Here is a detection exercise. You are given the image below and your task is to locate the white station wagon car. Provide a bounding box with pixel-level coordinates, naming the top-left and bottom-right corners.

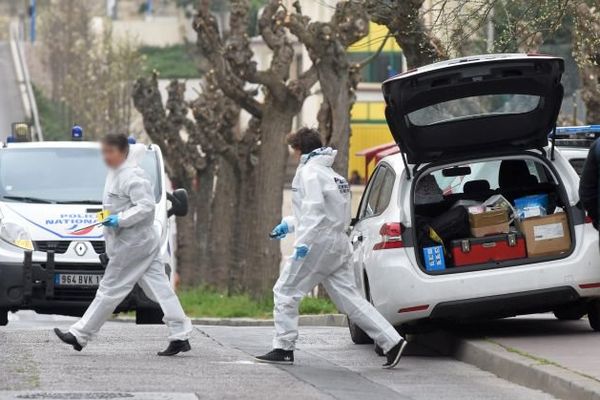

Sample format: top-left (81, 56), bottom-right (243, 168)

top-left (349, 54), bottom-right (600, 346)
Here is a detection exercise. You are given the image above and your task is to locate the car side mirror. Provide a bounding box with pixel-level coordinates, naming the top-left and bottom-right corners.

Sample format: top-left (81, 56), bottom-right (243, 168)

top-left (167, 189), bottom-right (189, 218)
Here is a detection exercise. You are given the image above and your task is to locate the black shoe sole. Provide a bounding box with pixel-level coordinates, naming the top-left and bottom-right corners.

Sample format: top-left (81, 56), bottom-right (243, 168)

top-left (383, 339), bottom-right (408, 369)
top-left (54, 328), bottom-right (83, 352)
top-left (157, 342), bottom-right (191, 356)
top-left (254, 357), bottom-right (294, 365)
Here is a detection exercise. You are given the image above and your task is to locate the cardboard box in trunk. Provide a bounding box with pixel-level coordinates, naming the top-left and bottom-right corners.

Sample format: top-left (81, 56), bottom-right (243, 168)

top-left (517, 213), bottom-right (571, 257)
top-left (471, 221), bottom-right (510, 238)
top-left (469, 208), bottom-right (509, 237)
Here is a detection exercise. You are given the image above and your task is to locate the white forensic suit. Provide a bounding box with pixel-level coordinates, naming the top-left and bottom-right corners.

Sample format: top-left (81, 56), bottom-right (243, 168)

top-left (70, 144), bottom-right (192, 346)
top-left (274, 147), bottom-right (402, 352)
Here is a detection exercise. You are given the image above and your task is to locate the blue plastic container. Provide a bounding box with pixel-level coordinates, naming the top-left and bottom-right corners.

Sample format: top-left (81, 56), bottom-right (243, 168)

top-left (514, 194), bottom-right (549, 219)
top-left (423, 245), bottom-right (446, 271)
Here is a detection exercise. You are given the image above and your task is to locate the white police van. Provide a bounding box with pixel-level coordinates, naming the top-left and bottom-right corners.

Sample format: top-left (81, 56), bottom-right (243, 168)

top-left (0, 128), bottom-right (188, 326)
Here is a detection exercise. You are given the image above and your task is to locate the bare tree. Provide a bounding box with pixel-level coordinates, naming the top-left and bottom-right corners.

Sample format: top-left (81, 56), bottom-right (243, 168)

top-left (572, 2), bottom-right (600, 123)
top-left (364, 0), bottom-right (574, 68)
top-left (39, 0), bottom-right (142, 138)
top-left (285, 1), bottom-right (369, 174)
top-left (365, 0), bottom-right (600, 123)
top-left (133, 0), bottom-right (370, 296)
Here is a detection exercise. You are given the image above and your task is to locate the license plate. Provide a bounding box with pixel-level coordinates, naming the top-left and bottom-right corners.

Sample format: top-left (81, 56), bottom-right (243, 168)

top-left (54, 273), bottom-right (103, 287)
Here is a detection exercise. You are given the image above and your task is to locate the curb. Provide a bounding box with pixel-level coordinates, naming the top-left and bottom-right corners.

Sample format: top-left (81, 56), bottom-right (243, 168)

top-left (113, 313), bottom-right (348, 327)
top-left (414, 331), bottom-right (600, 400)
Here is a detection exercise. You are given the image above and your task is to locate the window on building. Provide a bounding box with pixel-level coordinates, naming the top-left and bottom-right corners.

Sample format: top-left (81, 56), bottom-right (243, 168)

top-left (348, 52), bottom-right (404, 83)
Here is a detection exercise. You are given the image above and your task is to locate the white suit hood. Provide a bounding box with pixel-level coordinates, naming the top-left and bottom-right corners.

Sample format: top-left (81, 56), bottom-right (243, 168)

top-left (300, 147), bottom-right (337, 167)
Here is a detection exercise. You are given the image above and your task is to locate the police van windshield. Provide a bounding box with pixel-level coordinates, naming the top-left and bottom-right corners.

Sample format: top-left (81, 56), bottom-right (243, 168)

top-left (0, 148), bottom-right (161, 204)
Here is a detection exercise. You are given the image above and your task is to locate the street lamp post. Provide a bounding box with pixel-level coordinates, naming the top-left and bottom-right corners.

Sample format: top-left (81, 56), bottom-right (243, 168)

top-left (29, 0), bottom-right (36, 43)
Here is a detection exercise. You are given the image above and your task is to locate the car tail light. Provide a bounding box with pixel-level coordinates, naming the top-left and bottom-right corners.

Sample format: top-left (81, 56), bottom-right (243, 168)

top-left (398, 304), bottom-right (429, 313)
top-left (580, 282), bottom-right (600, 289)
top-left (373, 222), bottom-right (405, 250)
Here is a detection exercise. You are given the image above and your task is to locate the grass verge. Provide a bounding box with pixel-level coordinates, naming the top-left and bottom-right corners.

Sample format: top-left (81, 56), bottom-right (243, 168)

top-left (140, 45), bottom-right (200, 79)
top-left (178, 286), bottom-right (338, 318)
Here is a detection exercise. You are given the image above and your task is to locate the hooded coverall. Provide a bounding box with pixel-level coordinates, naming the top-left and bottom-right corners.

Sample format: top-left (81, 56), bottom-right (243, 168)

top-left (69, 144), bottom-right (192, 346)
top-left (274, 147), bottom-right (402, 353)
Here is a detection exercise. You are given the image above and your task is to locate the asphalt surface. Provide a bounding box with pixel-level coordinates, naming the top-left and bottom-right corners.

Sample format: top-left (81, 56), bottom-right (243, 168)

top-left (0, 42), bottom-right (25, 140)
top-left (0, 312), bottom-right (556, 400)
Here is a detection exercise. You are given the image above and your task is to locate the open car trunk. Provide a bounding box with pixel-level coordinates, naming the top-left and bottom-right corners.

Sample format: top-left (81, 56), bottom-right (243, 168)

top-left (412, 153), bottom-right (574, 274)
top-left (382, 54), bottom-right (564, 165)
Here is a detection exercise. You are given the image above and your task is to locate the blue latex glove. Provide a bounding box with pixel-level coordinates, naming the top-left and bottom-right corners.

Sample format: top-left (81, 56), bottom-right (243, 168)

top-left (270, 221), bottom-right (289, 240)
top-left (293, 244), bottom-right (309, 260)
top-left (102, 215), bottom-right (120, 228)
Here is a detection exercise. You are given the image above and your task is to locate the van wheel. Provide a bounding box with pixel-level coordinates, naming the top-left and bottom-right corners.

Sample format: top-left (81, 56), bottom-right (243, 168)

top-left (587, 300), bottom-right (600, 331)
top-left (348, 319), bottom-right (373, 344)
top-left (553, 305), bottom-right (587, 321)
top-left (136, 308), bottom-right (164, 325)
top-left (0, 309), bottom-right (7, 326)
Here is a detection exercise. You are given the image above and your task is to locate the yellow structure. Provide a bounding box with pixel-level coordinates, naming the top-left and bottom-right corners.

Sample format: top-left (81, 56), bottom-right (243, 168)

top-left (347, 23), bottom-right (403, 183)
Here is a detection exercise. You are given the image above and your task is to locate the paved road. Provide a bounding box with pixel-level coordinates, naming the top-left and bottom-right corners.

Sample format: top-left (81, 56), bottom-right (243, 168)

top-left (0, 41), bottom-right (25, 140)
top-left (0, 312), bottom-right (555, 400)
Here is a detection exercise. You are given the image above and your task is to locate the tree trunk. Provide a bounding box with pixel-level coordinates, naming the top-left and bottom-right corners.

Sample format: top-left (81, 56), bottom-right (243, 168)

top-left (241, 98), bottom-right (298, 297)
top-left (175, 169), bottom-right (213, 287)
top-left (209, 156), bottom-right (242, 293)
top-left (318, 64), bottom-right (352, 178)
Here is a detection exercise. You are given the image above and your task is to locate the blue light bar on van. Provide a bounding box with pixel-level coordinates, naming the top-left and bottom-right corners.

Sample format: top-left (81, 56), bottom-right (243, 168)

top-left (72, 125), bottom-right (83, 141)
top-left (127, 136), bottom-right (136, 144)
top-left (555, 125), bottom-right (600, 136)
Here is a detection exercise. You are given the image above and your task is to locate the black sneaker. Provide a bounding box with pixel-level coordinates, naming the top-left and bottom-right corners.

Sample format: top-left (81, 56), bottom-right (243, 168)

top-left (54, 328), bottom-right (83, 352)
top-left (157, 340), bottom-right (191, 356)
top-left (383, 338), bottom-right (407, 369)
top-left (255, 349), bottom-right (294, 365)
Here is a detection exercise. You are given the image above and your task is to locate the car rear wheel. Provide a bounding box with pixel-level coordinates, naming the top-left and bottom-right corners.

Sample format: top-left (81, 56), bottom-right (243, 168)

top-left (0, 309), bottom-right (7, 326)
top-left (553, 303), bottom-right (587, 321)
top-left (587, 300), bottom-right (600, 331)
top-left (348, 319), bottom-right (374, 344)
top-left (136, 308), bottom-right (164, 325)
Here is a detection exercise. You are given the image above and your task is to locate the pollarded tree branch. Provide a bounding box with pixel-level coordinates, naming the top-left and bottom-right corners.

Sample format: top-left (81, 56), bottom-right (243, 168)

top-left (255, 0), bottom-right (296, 100)
top-left (189, 71), bottom-right (242, 169)
top-left (364, 0), bottom-right (448, 67)
top-left (132, 74), bottom-right (207, 180)
top-left (193, 6), bottom-right (264, 118)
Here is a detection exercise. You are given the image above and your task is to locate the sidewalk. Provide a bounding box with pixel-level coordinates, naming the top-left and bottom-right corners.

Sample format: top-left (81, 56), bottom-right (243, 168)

top-left (417, 314), bottom-right (600, 400)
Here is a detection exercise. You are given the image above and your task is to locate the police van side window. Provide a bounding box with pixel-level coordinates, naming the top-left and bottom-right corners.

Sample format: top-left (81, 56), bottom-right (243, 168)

top-left (359, 166), bottom-right (389, 219)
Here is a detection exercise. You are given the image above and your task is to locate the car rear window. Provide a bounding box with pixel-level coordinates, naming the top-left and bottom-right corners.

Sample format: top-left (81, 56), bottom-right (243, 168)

top-left (407, 94), bottom-right (540, 126)
top-left (431, 158), bottom-right (550, 195)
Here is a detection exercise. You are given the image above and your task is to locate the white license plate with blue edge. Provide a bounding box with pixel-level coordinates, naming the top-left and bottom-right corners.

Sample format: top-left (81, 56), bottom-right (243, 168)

top-left (54, 273), bottom-right (103, 287)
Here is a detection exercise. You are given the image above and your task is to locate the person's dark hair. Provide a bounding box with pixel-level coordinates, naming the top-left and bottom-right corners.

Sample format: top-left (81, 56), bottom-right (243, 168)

top-left (286, 127), bottom-right (323, 154)
top-left (101, 133), bottom-right (129, 153)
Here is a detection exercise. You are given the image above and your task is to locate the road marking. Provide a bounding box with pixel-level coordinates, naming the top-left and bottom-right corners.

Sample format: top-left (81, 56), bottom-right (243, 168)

top-left (212, 360), bottom-right (262, 365)
top-left (0, 393), bottom-right (197, 400)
